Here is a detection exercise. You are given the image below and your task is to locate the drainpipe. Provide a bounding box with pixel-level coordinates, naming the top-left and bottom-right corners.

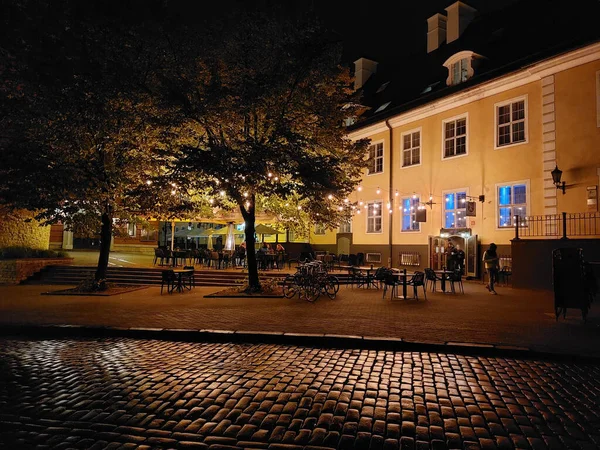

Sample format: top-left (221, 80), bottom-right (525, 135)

top-left (386, 119), bottom-right (393, 267)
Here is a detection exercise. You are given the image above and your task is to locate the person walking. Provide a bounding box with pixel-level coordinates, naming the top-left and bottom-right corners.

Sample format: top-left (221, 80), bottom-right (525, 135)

top-left (482, 243), bottom-right (500, 294)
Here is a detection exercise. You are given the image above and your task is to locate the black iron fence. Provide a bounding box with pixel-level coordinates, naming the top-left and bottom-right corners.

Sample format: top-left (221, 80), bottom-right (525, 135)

top-left (514, 212), bottom-right (600, 239)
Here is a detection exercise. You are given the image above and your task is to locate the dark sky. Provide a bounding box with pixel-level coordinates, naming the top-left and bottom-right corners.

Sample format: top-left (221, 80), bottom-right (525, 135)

top-left (311, 0), bottom-right (522, 63)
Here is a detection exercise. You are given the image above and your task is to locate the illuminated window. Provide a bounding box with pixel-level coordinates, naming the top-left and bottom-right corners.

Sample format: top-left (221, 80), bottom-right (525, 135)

top-left (367, 143), bottom-right (384, 174)
top-left (444, 191), bottom-right (467, 228)
top-left (496, 97), bottom-right (527, 147)
top-left (367, 201), bottom-right (382, 233)
top-left (402, 129), bottom-right (421, 167)
top-left (127, 223), bottom-right (136, 237)
top-left (443, 115), bottom-right (467, 158)
top-left (498, 183), bottom-right (528, 227)
top-left (314, 224), bottom-right (326, 235)
top-left (402, 197), bottom-right (420, 232)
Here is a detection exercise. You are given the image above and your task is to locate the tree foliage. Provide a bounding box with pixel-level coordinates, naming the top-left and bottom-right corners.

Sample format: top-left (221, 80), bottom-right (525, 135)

top-left (154, 12), bottom-right (369, 290)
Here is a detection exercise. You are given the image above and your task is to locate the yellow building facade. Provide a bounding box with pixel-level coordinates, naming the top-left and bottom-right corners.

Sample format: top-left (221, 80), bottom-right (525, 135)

top-left (309, 37), bottom-right (600, 276)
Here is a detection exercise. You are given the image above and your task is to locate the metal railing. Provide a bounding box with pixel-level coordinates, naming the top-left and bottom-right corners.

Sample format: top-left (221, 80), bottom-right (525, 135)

top-left (514, 212), bottom-right (600, 239)
top-left (398, 251), bottom-right (421, 266)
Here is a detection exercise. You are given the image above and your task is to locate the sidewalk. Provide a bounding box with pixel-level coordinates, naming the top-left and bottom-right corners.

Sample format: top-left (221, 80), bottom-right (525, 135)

top-left (2, 277), bottom-right (599, 358)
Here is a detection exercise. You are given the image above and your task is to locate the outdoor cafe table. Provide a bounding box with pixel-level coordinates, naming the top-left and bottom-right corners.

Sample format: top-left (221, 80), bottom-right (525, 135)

top-left (391, 269), bottom-right (414, 300)
top-left (434, 270), bottom-right (455, 292)
top-left (357, 266), bottom-right (380, 289)
top-left (171, 250), bottom-right (189, 267)
top-left (169, 268), bottom-right (194, 293)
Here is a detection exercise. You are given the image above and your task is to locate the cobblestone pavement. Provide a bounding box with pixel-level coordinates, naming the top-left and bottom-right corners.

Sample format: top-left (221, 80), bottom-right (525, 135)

top-left (2, 338), bottom-right (600, 449)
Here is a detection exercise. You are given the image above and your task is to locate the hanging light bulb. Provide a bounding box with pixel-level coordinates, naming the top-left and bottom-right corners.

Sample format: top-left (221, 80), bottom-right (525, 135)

top-left (357, 185), bottom-right (363, 192)
top-left (357, 209), bottom-right (361, 214)
top-left (338, 206), bottom-right (343, 211)
top-left (359, 201), bottom-right (364, 206)
top-left (389, 209), bottom-right (393, 214)
top-left (220, 190), bottom-right (226, 196)
top-left (146, 180), bottom-right (152, 185)
top-left (395, 190), bottom-right (399, 197)
top-left (376, 187), bottom-right (381, 195)
top-left (429, 194), bottom-right (433, 201)
top-left (243, 192), bottom-right (248, 198)
top-left (297, 206), bottom-right (302, 210)
top-left (328, 194), bottom-right (333, 200)
top-left (274, 177), bottom-right (279, 181)
top-left (387, 202), bottom-right (391, 209)
top-left (412, 193), bottom-right (417, 199)
top-left (171, 190), bottom-right (176, 195)
top-left (268, 172), bottom-right (272, 178)
top-left (209, 198), bottom-right (214, 204)
top-left (344, 198), bottom-right (349, 203)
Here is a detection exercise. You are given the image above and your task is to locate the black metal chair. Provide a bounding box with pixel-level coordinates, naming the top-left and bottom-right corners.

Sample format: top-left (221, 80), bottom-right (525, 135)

top-left (153, 248), bottom-right (165, 266)
top-left (182, 266), bottom-right (195, 290)
top-left (356, 252), bottom-right (365, 266)
top-left (407, 271), bottom-right (427, 300)
top-left (381, 269), bottom-right (400, 299)
top-left (499, 266), bottom-right (512, 286)
top-left (160, 270), bottom-right (176, 294)
top-left (448, 269), bottom-right (464, 294)
top-left (348, 254), bottom-right (358, 266)
top-left (350, 266), bottom-right (367, 288)
top-left (424, 268), bottom-right (440, 292)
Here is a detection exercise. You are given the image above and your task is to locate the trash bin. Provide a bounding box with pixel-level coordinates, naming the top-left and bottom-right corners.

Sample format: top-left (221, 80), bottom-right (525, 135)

top-left (552, 248), bottom-right (591, 321)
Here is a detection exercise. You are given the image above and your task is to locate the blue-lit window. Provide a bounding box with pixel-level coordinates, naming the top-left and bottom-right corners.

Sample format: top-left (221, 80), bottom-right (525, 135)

top-left (367, 201), bottom-right (382, 233)
top-left (402, 197), bottom-right (420, 232)
top-left (498, 183), bottom-right (527, 227)
top-left (444, 191), bottom-right (467, 228)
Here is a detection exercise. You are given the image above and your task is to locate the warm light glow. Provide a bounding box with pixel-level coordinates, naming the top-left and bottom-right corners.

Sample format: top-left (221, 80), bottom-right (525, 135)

top-left (373, 203), bottom-right (378, 208)
top-left (387, 203), bottom-right (391, 209)
top-left (297, 206), bottom-right (302, 210)
top-left (412, 193), bottom-right (416, 199)
top-left (220, 190), bottom-right (226, 196)
top-left (429, 195), bottom-right (433, 201)
top-left (395, 190), bottom-right (399, 197)
top-left (446, 197), bottom-right (450, 202)
top-left (338, 206), bottom-right (343, 211)
top-left (359, 201), bottom-right (364, 206)
top-left (357, 209), bottom-right (361, 214)
top-left (328, 194), bottom-right (333, 200)
top-left (209, 198), bottom-right (214, 204)
top-left (274, 177), bottom-right (279, 181)
top-left (344, 198), bottom-right (349, 203)
top-left (146, 180), bottom-right (152, 185)
top-left (376, 187), bottom-right (381, 194)
top-left (171, 183), bottom-right (176, 187)
top-left (171, 190), bottom-right (176, 195)
top-left (357, 186), bottom-right (363, 192)
top-left (388, 209), bottom-right (392, 214)
top-left (245, 201), bottom-right (250, 208)
top-left (461, 198), bottom-right (466, 203)
top-left (285, 203), bottom-right (289, 207)
top-left (243, 192), bottom-right (248, 197)
top-left (268, 172), bottom-right (273, 178)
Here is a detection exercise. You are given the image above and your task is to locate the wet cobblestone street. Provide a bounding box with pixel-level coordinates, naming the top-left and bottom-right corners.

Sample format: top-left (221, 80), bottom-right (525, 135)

top-left (1, 338), bottom-right (600, 449)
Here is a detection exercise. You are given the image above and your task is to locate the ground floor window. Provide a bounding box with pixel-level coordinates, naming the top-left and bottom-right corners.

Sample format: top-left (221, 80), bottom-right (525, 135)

top-left (498, 182), bottom-right (528, 227)
top-left (367, 201), bottom-right (382, 233)
top-left (444, 191), bottom-right (467, 228)
top-left (402, 197), bottom-right (420, 231)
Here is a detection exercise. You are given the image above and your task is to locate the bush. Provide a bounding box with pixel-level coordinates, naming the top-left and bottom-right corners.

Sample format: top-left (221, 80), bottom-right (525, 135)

top-left (236, 277), bottom-right (281, 294)
top-left (75, 277), bottom-right (110, 292)
top-left (0, 246), bottom-right (69, 259)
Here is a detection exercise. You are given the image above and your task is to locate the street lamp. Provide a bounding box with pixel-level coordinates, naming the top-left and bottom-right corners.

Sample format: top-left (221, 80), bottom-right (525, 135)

top-left (551, 165), bottom-right (566, 194)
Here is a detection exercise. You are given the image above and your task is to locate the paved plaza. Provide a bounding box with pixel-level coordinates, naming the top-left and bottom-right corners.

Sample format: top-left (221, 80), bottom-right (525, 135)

top-left (1, 338), bottom-right (600, 449)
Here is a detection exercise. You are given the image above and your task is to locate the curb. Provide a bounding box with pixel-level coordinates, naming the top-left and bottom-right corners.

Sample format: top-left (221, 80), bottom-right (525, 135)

top-left (1, 324), bottom-right (599, 364)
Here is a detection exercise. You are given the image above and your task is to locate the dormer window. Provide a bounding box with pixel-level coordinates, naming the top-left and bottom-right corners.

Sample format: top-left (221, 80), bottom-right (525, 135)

top-left (451, 58), bottom-right (468, 85)
top-left (443, 50), bottom-right (483, 86)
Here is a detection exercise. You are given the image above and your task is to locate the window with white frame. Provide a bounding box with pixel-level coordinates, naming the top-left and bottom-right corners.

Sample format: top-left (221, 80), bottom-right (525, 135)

top-left (443, 191), bottom-right (467, 228)
top-left (402, 129), bottom-right (421, 167)
top-left (367, 142), bottom-right (384, 174)
top-left (451, 58), bottom-right (469, 85)
top-left (339, 220), bottom-right (352, 233)
top-left (498, 182), bottom-right (528, 227)
top-left (314, 224), bottom-right (326, 235)
top-left (496, 98), bottom-right (526, 147)
top-left (127, 222), bottom-right (136, 237)
top-left (367, 201), bottom-right (382, 233)
top-left (401, 197), bottom-right (420, 232)
top-left (443, 116), bottom-right (467, 158)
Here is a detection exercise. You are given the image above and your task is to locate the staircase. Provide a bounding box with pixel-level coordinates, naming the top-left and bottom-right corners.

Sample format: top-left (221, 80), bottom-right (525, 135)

top-left (26, 265), bottom-right (353, 287)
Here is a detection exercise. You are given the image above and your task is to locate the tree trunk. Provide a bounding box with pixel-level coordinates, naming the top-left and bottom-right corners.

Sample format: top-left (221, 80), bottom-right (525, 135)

top-left (240, 196), bottom-right (260, 292)
top-left (95, 211), bottom-right (112, 282)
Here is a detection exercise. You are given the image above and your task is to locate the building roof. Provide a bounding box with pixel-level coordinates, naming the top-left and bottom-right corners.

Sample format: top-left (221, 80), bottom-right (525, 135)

top-left (350, 0), bottom-right (600, 130)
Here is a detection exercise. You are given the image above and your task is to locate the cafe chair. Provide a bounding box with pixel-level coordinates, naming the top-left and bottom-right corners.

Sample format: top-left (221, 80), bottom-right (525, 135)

top-left (348, 254), bottom-right (358, 266)
top-left (424, 268), bottom-right (440, 292)
top-left (448, 270), bottom-right (464, 294)
top-left (182, 266), bottom-right (195, 289)
top-left (373, 267), bottom-right (390, 290)
top-left (356, 252), bottom-right (365, 266)
top-left (499, 266), bottom-right (512, 286)
top-left (407, 271), bottom-right (427, 300)
top-left (381, 269), bottom-right (400, 299)
top-left (160, 270), bottom-right (176, 295)
top-left (153, 248), bottom-right (165, 266)
top-left (350, 266), bottom-right (367, 288)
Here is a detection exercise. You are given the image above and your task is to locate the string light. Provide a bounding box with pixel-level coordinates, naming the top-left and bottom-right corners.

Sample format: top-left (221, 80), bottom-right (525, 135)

top-left (268, 172), bottom-right (272, 178)
top-left (171, 190), bottom-right (176, 195)
top-left (243, 192), bottom-right (248, 197)
top-left (344, 198), bottom-right (349, 203)
top-left (146, 180), bottom-right (152, 185)
top-left (297, 206), bottom-right (302, 210)
top-left (412, 193), bottom-right (417, 199)
top-left (376, 187), bottom-right (381, 195)
top-left (357, 186), bottom-right (363, 192)
top-left (395, 190), bottom-right (399, 197)
top-left (220, 190), bottom-right (226, 196)
top-left (338, 206), bottom-right (343, 211)
top-left (274, 177), bottom-right (279, 181)
top-left (209, 198), bottom-right (214, 204)
top-left (328, 194), bottom-right (333, 200)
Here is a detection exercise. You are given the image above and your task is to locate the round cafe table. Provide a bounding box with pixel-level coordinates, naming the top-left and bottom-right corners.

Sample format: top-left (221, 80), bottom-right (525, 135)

top-left (434, 270), bottom-right (454, 292)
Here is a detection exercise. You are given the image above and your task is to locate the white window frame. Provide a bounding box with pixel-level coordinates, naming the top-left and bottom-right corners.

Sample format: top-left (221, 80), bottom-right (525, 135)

top-left (127, 222), bottom-right (136, 237)
top-left (366, 200), bottom-right (383, 234)
top-left (442, 188), bottom-right (470, 229)
top-left (401, 127), bottom-right (422, 169)
top-left (495, 179), bottom-right (530, 230)
top-left (314, 224), bottom-right (326, 235)
top-left (441, 113), bottom-right (469, 160)
top-left (596, 70), bottom-right (600, 128)
top-left (494, 95), bottom-right (528, 149)
top-left (401, 196), bottom-right (421, 232)
top-left (367, 141), bottom-right (384, 176)
top-left (339, 220), bottom-right (352, 233)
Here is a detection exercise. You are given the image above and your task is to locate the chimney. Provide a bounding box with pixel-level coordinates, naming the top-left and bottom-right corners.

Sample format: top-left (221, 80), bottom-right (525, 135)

top-left (354, 57), bottom-right (378, 90)
top-left (445, 1), bottom-right (476, 44)
top-left (427, 13), bottom-right (447, 53)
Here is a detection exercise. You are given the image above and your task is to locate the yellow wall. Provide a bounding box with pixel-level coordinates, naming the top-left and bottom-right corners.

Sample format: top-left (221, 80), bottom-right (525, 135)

top-left (554, 60), bottom-right (600, 213)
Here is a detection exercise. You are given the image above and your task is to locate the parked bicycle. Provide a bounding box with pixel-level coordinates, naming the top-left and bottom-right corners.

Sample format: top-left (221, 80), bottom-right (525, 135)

top-left (282, 260), bottom-right (339, 302)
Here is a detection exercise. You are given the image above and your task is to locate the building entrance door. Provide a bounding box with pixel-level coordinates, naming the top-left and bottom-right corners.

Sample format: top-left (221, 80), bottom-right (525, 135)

top-left (428, 233), bottom-right (478, 277)
top-left (337, 237), bottom-right (350, 256)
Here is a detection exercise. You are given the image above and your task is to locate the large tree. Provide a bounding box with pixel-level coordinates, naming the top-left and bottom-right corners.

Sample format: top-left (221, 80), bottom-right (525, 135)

top-left (156, 13), bottom-right (369, 291)
top-left (0, 0), bottom-right (183, 283)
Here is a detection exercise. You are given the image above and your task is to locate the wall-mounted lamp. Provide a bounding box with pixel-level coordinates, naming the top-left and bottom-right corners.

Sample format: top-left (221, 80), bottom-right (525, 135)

top-left (551, 165), bottom-right (566, 194)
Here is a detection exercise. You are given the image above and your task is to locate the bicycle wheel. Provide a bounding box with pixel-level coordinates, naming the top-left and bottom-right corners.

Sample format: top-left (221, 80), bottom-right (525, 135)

top-left (304, 283), bottom-right (320, 302)
top-left (325, 276), bottom-right (340, 299)
top-left (282, 275), bottom-right (297, 299)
